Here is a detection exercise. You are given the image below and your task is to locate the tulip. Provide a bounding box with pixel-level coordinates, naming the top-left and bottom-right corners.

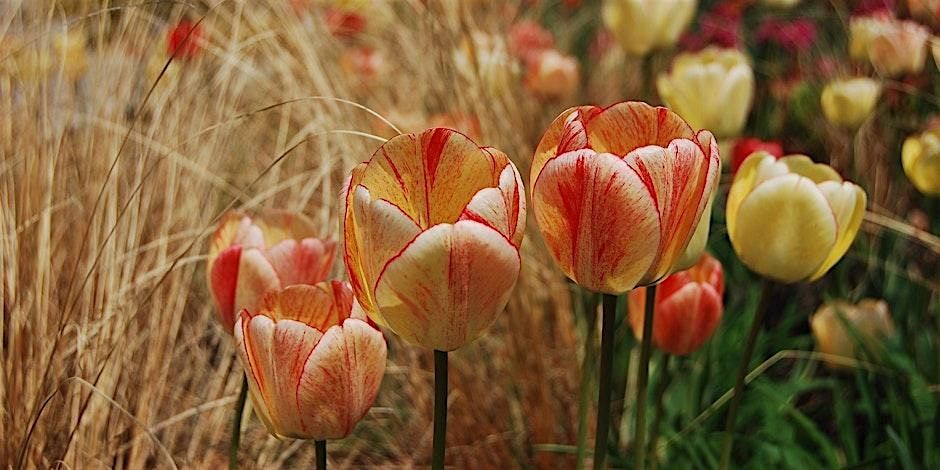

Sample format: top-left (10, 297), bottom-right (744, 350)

top-left (727, 153), bottom-right (867, 284)
top-left (342, 127), bottom-right (525, 352)
top-left (810, 299), bottom-right (895, 368)
top-left (234, 282), bottom-right (387, 440)
top-left (820, 77), bottom-right (881, 129)
top-left (907, 0), bottom-right (940, 24)
top-left (602, 0), bottom-right (698, 56)
top-left (324, 7), bottom-right (366, 39)
top-left (207, 210), bottom-right (335, 333)
top-left (850, 14), bottom-right (930, 77)
top-left (453, 33), bottom-right (518, 97)
top-left (168, 19), bottom-right (204, 60)
top-left (656, 47), bottom-right (755, 139)
top-left (628, 253), bottom-right (724, 355)
top-left (531, 101), bottom-right (721, 294)
top-left (507, 20), bottom-right (554, 65)
top-left (731, 137), bottom-right (783, 174)
top-left (901, 127), bottom-right (940, 196)
top-left (525, 49), bottom-right (580, 100)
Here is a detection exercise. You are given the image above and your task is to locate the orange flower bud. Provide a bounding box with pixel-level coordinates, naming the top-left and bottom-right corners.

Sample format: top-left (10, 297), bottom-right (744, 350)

top-left (530, 101), bottom-right (721, 294)
top-left (810, 299), bottom-right (895, 369)
top-left (342, 128), bottom-right (526, 351)
top-left (235, 282), bottom-right (386, 439)
top-left (628, 253), bottom-right (724, 355)
top-left (207, 210), bottom-right (335, 333)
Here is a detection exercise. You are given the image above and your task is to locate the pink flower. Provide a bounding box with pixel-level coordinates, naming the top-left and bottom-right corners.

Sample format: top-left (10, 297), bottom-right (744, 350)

top-left (756, 19), bottom-right (818, 54)
top-left (525, 49), bottom-right (580, 100)
top-left (508, 20), bottom-right (554, 65)
top-left (680, 8), bottom-right (741, 51)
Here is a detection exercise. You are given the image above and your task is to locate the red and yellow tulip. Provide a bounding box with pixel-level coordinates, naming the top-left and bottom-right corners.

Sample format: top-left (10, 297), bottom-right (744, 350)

top-left (727, 153), bottom-right (866, 283)
top-left (234, 282), bottom-right (386, 439)
top-left (207, 210), bottom-right (335, 333)
top-left (342, 128), bottom-right (526, 351)
top-left (628, 253), bottom-right (724, 355)
top-left (530, 101), bottom-right (721, 294)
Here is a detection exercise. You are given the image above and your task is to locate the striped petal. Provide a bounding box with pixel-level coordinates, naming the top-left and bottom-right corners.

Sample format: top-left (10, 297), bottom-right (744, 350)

top-left (459, 162), bottom-right (527, 247)
top-left (531, 106), bottom-right (595, 184)
top-left (532, 150), bottom-right (660, 294)
top-left (209, 245), bottom-right (242, 332)
top-left (258, 282), bottom-right (355, 331)
top-left (358, 128), bottom-right (503, 228)
top-left (296, 319), bottom-right (387, 440)
top-left (373, 220), bottom-right (521, 351)
top-left (234, 248), bottom-right (281, 318)
top-left (264, 238), bottom-right (336, 288)
top-left (730, 174), bottom-right (838, 283)
top-left (585, 101), bottom-right (694, 156)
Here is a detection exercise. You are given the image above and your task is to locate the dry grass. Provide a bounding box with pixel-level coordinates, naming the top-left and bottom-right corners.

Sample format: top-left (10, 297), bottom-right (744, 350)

top-left (1, 1), bottom-right (587, 467)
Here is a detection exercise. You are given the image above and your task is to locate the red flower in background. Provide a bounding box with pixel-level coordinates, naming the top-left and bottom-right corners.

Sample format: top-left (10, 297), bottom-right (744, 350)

top-left (732, 138), bottom-right (784, 174)
top-left (756, 19), bottom-right (818, 53)
top-left (167, 19), bottom-right (204, 60)
top-left (680, 7), bottom-right (742, 51)
top-left (508, 20), bottom-right (554, 65)
top-left (854, 0), bottom-right (896, 15)
top-left (324, 7), bottom-right (366, 39)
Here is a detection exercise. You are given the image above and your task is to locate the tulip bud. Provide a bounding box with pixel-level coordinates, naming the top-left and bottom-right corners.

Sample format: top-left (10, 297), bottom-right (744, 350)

top-left (343, 128), bottom-right (526, 351)
top-left (901, 127), bottom-right (940, 196)
top-left (207, 210), bottom-right (335, 333)
top-left (530, 101), bottom-right (721, 294)
top-left (810, 299), bottom-right (895, 369)
top-left (820, 78), bottom-right (882, 129)
top-left (525, 49), bottom-right (580, 101)
top-left (628, 253), bottom-right (724, 355)
top-left (656, 47), bottom-right (755, 139)
top-left (602, 0), bottom-right (698, 56)
top-left (507, 20), bottom-right (554, 65)
top-left (731, 138), bottom-right (783, 174)
top-left (849, 14), bottom-right (930, 77)
top-left (235, 282), bottom-right (387, 439)
top-left (727, 153), bottom-right (867, 284)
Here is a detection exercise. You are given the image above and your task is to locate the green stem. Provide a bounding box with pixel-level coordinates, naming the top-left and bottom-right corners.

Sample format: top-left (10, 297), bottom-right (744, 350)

top-left (634, 284), bottom-right (657, 470)
top-left (432, 350), bottom-right (448, 470)
top-left (315, 440), bottom-right (326, 470)
top-left (719, 280), bottom-right (773, 470)
top-left (593, 294), bottom-right (618, 469)
top-left (576, 293), bottom-right (599, 470)
top-left (229, 375), bottom-right (248, 470)
top-left (648, 354), bottom-right (672, 470)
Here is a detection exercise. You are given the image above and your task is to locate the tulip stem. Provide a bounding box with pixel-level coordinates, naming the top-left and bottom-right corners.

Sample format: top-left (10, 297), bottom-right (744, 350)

top-left (719, 280), bottom-right (773, 470)
top-left (432, 350), bottom-right (448, 470)
top-left (315, 440), bottom-right (326, 470)
top-left (633, 284), bottom-right (657, 470)
top-left (594, 294), bottom-right (617, 469)
top-left (229, 375), bottom-right (248, 470)
top-left (576, 292), bottom-right (599, 470)
top-left (647, 354), bottom-right (672, 470)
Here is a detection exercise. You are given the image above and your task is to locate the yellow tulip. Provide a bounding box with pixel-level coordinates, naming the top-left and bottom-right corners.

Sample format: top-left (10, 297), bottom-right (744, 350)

top-left (820, 77), bottom-right (881, 129)
top-left (343, 128), bottom-right (526, 351)
top-left (602, 0), bottom-right (698, 56)
top-left (810, 299), bottom-right (895, 369)
top-left (902, 127), bottom-right (940, 195)
top-left (656, 47), bottom-right (755, 139)
top-left (530, 101), bottom-right (721, 294)
top-left (850, 14), bottom-right (930, 77)
top-left (727, 153), bottom-right (867, 284)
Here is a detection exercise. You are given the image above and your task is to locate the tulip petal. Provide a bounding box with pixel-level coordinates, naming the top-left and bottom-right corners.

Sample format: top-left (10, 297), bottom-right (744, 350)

top-left (264, 238), bottom-right (336, 287)
top-left (655, 283), bottom-right (723, 355)
top-left (297, 319), bottom-right (387, 440)
top-left (208, 211), bottom-right (263, 264)
top-left (586, 101), bottom-right (694, 156)
top-left (780, 155), bottom-right (842, 183)
top-left (252, 209), bottom-right (319, 247)
top-left (460, 162), bottom-right (527, 247)
top-left (209, 245), bottom-right (241, 332)
top-left (532, 150), bottom-right (659, 293)
top-left (531, 106), bottom-right (596, 185)
top-left (259, 283), bottom-right (355, 331)
top-left (726, 152), bottom-right (786, 238)
top-left (808, 181), bottom-right (866, 280)
top-left (373, 220), bottom-right (520, 351)
top-left (236, 314), bottom-right (323, 439)
top-left (731, 173), bottom-right (838, 283)
top-left (624, 137), bottom-right (714, 283)
top-left (234, 248), bottom-right (281, 316)
top-left (359, 128), bottom-right (503, 227)
top-left (344, 186), bottom-right (422, 324)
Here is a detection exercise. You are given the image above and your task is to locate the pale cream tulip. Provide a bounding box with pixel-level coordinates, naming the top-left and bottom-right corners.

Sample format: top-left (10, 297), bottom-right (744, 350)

top-left (820, 78), bottom-right (881, 129)
top-left (602, 0), bottom-right (697, 56)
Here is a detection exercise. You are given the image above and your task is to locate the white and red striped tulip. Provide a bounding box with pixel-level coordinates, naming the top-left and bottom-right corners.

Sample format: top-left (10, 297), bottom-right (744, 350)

top-left (207, 210), bottom-right (335, 333)
top-left (530, 101), bottom-right (721, 294)
top-left (342, 127), bottom-right (525, 351)
top-left (234, 282), bottom-right (386, 440)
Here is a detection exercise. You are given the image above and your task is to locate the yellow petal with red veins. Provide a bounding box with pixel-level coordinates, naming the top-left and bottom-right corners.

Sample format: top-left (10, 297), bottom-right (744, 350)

top-left (373, 220), bottom-right (520, 351)
top-left (586, 101), bottom-right (694, 156)
top-left (808, 181), bottom-right (867, 281)
top-left (460, 162), bottom-right (527, 247)
top-left (532, 150), bottom-right (660, 294)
